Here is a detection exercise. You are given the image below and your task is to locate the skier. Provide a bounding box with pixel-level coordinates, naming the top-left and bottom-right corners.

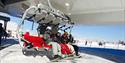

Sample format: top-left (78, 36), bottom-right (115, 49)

top-left (0, 23), bottom-right (7, 46)
top-left (48, 32), bottom-right (62, 59)
top-left (68, 34), bottom-right (80, 56)
top-left (37, 21), bottom-right (53, 36)
top-left (23, 32), bottom-right (52, 50)
top-left (60, 32), bottom-right (75, 57)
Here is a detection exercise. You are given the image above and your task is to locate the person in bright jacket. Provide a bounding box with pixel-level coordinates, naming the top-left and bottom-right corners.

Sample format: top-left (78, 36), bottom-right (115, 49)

top-left (23, 32), bottom-right (52, 50)
top-left (60, 32), bottom-right (75, 57)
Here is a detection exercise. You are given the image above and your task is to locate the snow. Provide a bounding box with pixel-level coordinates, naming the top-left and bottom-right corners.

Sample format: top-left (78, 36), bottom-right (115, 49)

top-left (1, 44), bottom-right (116, 63)
top-left (0, 45), bottom-right (51, 63)
top-left (76, 42), bottom-right (125, 50)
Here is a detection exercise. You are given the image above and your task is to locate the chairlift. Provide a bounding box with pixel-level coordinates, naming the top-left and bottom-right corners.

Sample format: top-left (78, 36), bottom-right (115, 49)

top-left (16, 0), bottom-right (75, 59)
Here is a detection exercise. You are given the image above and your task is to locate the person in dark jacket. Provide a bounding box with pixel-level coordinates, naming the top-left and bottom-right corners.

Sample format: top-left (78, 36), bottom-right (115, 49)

top-left (68, 34), bottom-right (79, 56)
top-left (0, 23), bottom-right (6, 46)
top-left (37, 21), bottom-right (53, 35)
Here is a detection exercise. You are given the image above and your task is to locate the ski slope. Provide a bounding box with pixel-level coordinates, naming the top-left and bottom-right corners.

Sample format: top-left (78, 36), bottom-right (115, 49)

top-left (76, 42), bottom-right (125, 50)
top-left (0, 44), bottom-right (116, 63)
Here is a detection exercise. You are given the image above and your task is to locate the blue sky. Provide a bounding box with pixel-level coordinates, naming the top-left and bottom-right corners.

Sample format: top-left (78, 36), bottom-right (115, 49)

top-left (9, 16), bottom-right (125, 42)
top-left (72, 25), bottom-right (125, 41)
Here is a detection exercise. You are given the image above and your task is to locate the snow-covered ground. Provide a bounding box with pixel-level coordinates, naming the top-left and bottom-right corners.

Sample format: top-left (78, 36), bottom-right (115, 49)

top-left (1, 38), bottom-right (125, 63)
top-left (0, 44), bottom-right (116, 63)
top-left (0, 38), bottom-right (115, 63)
top-left (76, 42), bottom-right (125, 50)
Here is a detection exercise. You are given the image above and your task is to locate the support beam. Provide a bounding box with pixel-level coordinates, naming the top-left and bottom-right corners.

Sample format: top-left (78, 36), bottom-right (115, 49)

top-left (0, 0), bottom-right (26, 5)
top-left (0, 15), bottom-right (10, 21)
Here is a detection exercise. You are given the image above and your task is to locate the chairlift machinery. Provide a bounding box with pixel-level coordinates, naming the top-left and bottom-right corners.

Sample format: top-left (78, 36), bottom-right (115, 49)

top-left (17, 0), bottom-right (75, 57)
